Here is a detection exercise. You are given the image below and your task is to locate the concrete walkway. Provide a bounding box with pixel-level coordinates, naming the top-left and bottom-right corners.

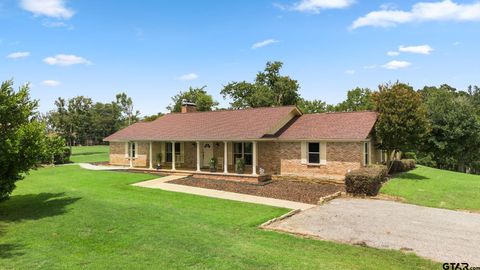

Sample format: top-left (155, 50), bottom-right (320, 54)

top-left (75, 163), bottom-right (314, 210)
top-left (132, 177), bottom-right (314, 210)
top-left (265, 198), bottom-right (480, 264)
top-left (77, 163), bottom-right (130, 171)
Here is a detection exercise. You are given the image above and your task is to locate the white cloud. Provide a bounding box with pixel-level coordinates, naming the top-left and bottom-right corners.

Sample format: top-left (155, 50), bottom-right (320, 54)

top-left (291, 0), bottom-right (355, 12)
top-left (41, 80), bottom-right (61, 87)
top-left (453, 41), bottom-right (462, 46)
top-left (387, 51), bottom-right (400, 56)
top-left (43, 54), bottom-right (91, 66)
top-left (399, 44), bottom-right (433, 54)
top-left (252, 39), bottom-right (279, 49)
top-left (351, 0), bottom-right (480, 29)
top-left (383, 60), bottom-right (412, 69)
top-left (344, 69), bottom-right (356, 75)
top-left (20, 0), bottom-right (74, 19)
top-left (7, 51), bottom-right (30, 59)
top-left (177, 73), bottom-right (199, 81)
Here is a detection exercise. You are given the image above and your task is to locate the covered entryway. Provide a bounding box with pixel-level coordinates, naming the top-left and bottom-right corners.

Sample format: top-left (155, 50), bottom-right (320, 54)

top-left (202, 142), bottom-right (214, 167)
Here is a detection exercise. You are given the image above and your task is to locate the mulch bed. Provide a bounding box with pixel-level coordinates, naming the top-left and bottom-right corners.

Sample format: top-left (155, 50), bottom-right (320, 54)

top-left (168, 177), bottom-right (345, 204)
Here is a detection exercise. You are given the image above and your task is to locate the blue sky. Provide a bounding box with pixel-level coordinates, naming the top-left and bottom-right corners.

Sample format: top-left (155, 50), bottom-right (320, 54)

top-left (1, 0), bottom-right (479, 115)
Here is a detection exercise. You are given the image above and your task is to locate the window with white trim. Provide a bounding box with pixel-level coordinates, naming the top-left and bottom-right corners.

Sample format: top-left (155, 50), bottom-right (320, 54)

top-left (233, 142), bottom-right (252, 165)
top-left (364, 142), bottom-right (370, 165)
top-left (128, 142), bottom-right (136, 158)
top-left (308, 142), bottom-right (320, 164)
top-left (166, 142), bottom-right (181, 162)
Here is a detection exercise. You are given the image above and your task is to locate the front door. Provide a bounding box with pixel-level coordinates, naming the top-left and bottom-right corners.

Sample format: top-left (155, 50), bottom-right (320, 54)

top-left (202, 142), bottom-right (214, 167)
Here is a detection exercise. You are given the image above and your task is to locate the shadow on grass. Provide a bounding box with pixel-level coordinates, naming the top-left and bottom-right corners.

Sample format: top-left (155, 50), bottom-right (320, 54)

top-left (0, 192), bottom-right (81, 222)
top-left (398, 172), bottom-right (430, 181)
top-left (0, 193), bottom-right (80, 260)
top-left (0, 243), bottom-right (25, 259)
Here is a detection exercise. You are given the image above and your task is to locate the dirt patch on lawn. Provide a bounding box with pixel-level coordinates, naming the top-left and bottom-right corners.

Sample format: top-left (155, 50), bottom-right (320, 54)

top-left (168, 177), bottom-right (344, 204)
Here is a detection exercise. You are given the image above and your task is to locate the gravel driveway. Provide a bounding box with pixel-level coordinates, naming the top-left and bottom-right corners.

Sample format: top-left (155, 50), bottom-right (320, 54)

top-left (265, 198), bottom-right (480, 264)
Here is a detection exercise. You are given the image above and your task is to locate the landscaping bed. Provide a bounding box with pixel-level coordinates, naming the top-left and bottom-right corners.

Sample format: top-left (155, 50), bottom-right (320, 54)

top-left (168, 177), bottom-right (344, 204)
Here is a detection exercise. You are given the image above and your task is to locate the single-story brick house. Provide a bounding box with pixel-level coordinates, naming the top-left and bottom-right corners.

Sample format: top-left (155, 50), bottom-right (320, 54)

top-left (104, 104), bottom-right (383, 182)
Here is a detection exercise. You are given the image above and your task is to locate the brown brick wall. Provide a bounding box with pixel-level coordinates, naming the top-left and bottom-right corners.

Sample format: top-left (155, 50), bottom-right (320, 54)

top-left (109, 142), bottom-right (149, 167)
top-left (258, 141), bottom-right (363, 178)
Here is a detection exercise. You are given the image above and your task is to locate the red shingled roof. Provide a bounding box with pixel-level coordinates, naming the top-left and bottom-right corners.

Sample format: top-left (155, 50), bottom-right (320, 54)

top-left (104, 106), bottom-right (299, 141)
top-left (104, 106), bottom-right (377, 142)
top-left (276, 111), bottom-right (377, 140)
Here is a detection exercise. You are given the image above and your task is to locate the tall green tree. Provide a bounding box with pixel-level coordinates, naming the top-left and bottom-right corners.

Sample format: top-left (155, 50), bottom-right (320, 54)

top-left (167, 86), bottom-right (218, 112)
top-left (221, 61), bottom-right (300, 109)
top-left (421, 87), bottom-right (480, 172)
top-left (115, 92), bottom-right (140, 127)
top-left (297, 98), bottom-right (327, 114)
top-left (334, 87), bottom-right (375, 112)
top-left (0, 80), bottom-right (46, 201)
top-left (373, 82), bottom-right (429, 162)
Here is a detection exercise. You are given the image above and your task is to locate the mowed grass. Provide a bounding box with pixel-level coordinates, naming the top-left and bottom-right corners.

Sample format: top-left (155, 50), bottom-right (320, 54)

top-left (0, 166), bottom-right (438, 269)
top-left (70, 145), bottom-right (109, 163)
top-left (381, 166), bottom-right (480, 211)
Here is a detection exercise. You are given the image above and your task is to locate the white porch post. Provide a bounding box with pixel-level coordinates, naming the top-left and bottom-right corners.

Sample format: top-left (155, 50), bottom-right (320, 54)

top-left (224, 141), bottom-right (228, 173)
top-left (129, 142), bottom-right (133, 168)
top-left (252, 141), bottom-right (258, 175)
top-left (171, 141), bottom-right (176, 170)
top-left (149, 142), bottom-right (153, 169)
top-left (196, 141), bottom-right (201, 172)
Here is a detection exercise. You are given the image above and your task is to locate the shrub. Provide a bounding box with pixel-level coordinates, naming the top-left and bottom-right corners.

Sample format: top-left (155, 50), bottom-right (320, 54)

top-left (41, 135), bottom-right (71, 164)
top-left (402, 152), bottom-right (417, 160)
top-left (388, 159), bottom-right (416, 174)
top-left (345, 165), bottom-right (388, 196)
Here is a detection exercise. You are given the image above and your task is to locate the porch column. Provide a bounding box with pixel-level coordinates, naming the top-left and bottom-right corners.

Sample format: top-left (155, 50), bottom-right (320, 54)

top-left (129, 142), bottom-right (133, 168)
top-left (149, 141), bottom-right (153, 169)
top-left (252, 141), bottom-right (258, 175)
top-left (224, 141), bottom-right (228, 173)
top-left (171, 141), bottom-right (176, 171)
top-left (196, 141), bottom-right (201, 172)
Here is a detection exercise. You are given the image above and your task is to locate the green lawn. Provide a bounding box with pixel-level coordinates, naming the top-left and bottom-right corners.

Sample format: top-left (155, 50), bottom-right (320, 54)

top-left (70, 145), bottom-right (109, 163)
top-left (0, 166), bottom-right (437, 269)
top-left (381, 166), bottom-right (480, 211)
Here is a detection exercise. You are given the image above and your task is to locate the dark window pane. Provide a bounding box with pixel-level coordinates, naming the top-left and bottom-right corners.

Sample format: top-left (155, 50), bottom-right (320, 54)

top-left (166, 143), bottom-right (172, 153)
top-left (234, 143), bottom-right (242, 154)
top-left (175, 142), bottom-right (181, 152)
top-left (309, 143), bottom-right (319, 153)
top-left (166, 153), bottom-right (172, 162)
top-left (244, 143), bottom-right (252, 154)
top-left (308, 153), bottom-right (320, 164)
top-left (244, 154), bottom-right (252, 165)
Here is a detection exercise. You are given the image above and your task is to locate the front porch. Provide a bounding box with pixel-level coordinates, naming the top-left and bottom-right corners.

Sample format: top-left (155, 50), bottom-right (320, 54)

top-left (121, 140), bottom-right (271, 182)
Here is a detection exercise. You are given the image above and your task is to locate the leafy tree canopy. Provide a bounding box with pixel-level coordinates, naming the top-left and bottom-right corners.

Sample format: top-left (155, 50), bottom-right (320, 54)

top-left (221, 61), bottom-right (300, 109)
top-left (334, 87), bottom-right (375, 112)
top-left (373, 82), bottom-right (429, 160)
top-left (297, 98), bottom-right (327, 114)
top-left (167, 86), bottom-right (219, 112)
top-left (0, 80), bottom-right (46, 201)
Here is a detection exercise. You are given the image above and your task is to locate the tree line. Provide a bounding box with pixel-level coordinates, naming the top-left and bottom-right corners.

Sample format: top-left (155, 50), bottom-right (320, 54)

top-left (44, 61), bottom-right (480, 174)
top-left (1, 61), bottom-right (479, 200)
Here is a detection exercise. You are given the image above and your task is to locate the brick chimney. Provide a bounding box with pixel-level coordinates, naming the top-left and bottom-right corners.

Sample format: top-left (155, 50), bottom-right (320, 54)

top-left (181, 100), bottom-right (197, 113)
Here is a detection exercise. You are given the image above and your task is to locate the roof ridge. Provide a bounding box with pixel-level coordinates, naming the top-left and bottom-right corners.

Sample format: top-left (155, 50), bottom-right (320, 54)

top-left (164, 105), bottom-right (298, 116)
top-left (304, 110), bottom-right (376, 116)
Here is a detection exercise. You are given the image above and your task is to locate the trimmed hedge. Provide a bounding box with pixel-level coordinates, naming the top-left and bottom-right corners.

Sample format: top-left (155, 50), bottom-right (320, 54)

top-left (389, 159), bottom-right (416, 174)
top-left (345, 165), bottom-right (388, 196)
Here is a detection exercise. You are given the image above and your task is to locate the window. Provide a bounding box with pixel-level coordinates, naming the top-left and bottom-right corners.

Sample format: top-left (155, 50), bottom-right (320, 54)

top-left (166, 142), bottom-right (181, 162)
top-left (308, 143), bottom-right (320, 164)
top-left (364, 142), bottom-right (370, 165)
top-left (128, 142), bottom-right (136, 158)
top-left (233, 142), bottom-right (253, 165)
